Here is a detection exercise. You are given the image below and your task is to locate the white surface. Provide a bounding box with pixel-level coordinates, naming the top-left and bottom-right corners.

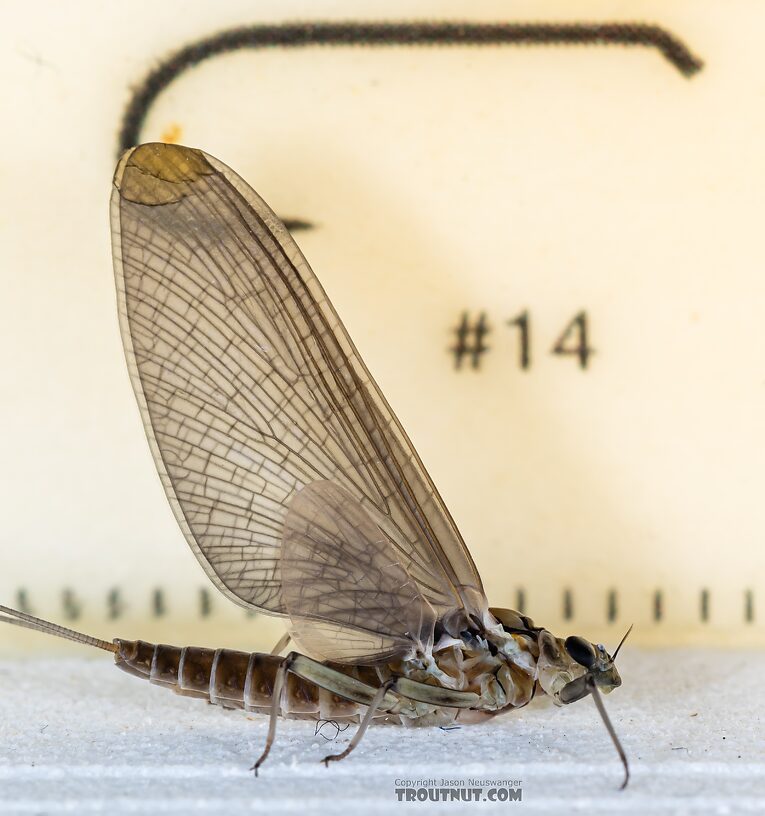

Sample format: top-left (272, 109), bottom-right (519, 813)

top-left (0, 648), bottom-right (763, 814)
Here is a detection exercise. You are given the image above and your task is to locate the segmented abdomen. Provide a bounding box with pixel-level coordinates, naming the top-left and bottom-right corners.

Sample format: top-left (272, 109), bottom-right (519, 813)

top-left (114, 639), bottom-right (376, 720)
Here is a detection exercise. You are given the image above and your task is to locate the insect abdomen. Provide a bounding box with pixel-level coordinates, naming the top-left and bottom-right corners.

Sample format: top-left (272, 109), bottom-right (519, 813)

top-left (113, 639), bottom-right (358, 718)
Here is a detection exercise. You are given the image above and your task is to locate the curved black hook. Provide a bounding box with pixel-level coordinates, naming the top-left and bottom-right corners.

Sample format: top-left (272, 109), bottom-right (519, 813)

top-left (118, 21), bottom-right (704, 230)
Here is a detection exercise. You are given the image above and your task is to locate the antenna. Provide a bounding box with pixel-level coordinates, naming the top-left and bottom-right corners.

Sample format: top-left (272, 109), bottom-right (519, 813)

top-left (612, 623), bottom-right (634, 660)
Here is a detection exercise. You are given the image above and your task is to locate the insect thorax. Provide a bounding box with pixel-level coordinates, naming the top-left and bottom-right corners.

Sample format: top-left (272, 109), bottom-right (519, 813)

top-left (386, 612), bottom-right (542, 724)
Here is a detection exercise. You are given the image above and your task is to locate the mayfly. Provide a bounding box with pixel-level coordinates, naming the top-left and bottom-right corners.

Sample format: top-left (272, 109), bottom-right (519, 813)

top-left (1, 143), bottom-right (631, 787)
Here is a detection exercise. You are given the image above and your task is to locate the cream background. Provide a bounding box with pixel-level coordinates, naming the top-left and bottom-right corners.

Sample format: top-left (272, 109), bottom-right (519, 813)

top-left (1, 1), bottom-right (763, 651)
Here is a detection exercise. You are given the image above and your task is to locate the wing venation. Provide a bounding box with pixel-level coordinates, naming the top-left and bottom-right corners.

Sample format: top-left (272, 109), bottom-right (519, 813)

top-left (111, 142), bottom-right (487, 652)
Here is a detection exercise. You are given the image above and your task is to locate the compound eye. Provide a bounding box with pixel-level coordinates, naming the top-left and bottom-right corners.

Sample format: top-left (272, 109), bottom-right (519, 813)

top-left (564, 635), bottom-right (597, 668)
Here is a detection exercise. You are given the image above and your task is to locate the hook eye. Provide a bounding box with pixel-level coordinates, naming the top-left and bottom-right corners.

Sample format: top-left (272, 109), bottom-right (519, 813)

top-left (565, 635), bottom-right (598, 668)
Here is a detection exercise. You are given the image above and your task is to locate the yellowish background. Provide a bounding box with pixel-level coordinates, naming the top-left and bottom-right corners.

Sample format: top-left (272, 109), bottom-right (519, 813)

top-left (1, 0), bottom-right (762, 652)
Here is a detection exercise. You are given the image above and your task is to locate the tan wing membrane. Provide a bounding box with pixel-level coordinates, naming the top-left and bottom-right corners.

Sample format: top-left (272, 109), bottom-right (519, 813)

top-left (282, 481), bottom-right (436, 662)
top-left (111, 143), bottom-right (486, 640)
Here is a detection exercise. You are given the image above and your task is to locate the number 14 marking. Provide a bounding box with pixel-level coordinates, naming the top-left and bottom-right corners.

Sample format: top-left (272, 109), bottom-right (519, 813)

top-left (507, 310), bottom-right (593, 370)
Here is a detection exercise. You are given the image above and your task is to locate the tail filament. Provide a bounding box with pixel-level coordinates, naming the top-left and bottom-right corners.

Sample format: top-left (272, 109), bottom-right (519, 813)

top-left (0, 604), bottom-right (116, 653)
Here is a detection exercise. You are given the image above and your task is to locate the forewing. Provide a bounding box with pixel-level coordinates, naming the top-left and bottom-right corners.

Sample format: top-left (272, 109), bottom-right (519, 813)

top-left (111, 142), bottom-right (487, 628)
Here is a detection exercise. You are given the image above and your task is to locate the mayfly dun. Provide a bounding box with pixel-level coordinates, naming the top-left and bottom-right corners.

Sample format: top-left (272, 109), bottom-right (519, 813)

top-left (1, 143), bottom-right (632, 787)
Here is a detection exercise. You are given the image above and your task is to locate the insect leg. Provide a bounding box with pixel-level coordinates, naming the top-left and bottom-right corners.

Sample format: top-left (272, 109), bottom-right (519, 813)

top-left (315, 674), bottom-right (479, 766)
top-left (391, 677), bottom-right (479, 708)
top-left (288, 654), bottom-right (401, 709)
top-left (250, 652), bottom-right (400, 775)
top-left (251, 653), bottom-right (480, 773)
top-left (270, 632), bottom-right (291, 655)
top-left (251, 652), bottom-right (294, 776)
top-left (288, 655), bottom-right (479, 710)
top-left (321, 679), bottom-right (395, 766)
